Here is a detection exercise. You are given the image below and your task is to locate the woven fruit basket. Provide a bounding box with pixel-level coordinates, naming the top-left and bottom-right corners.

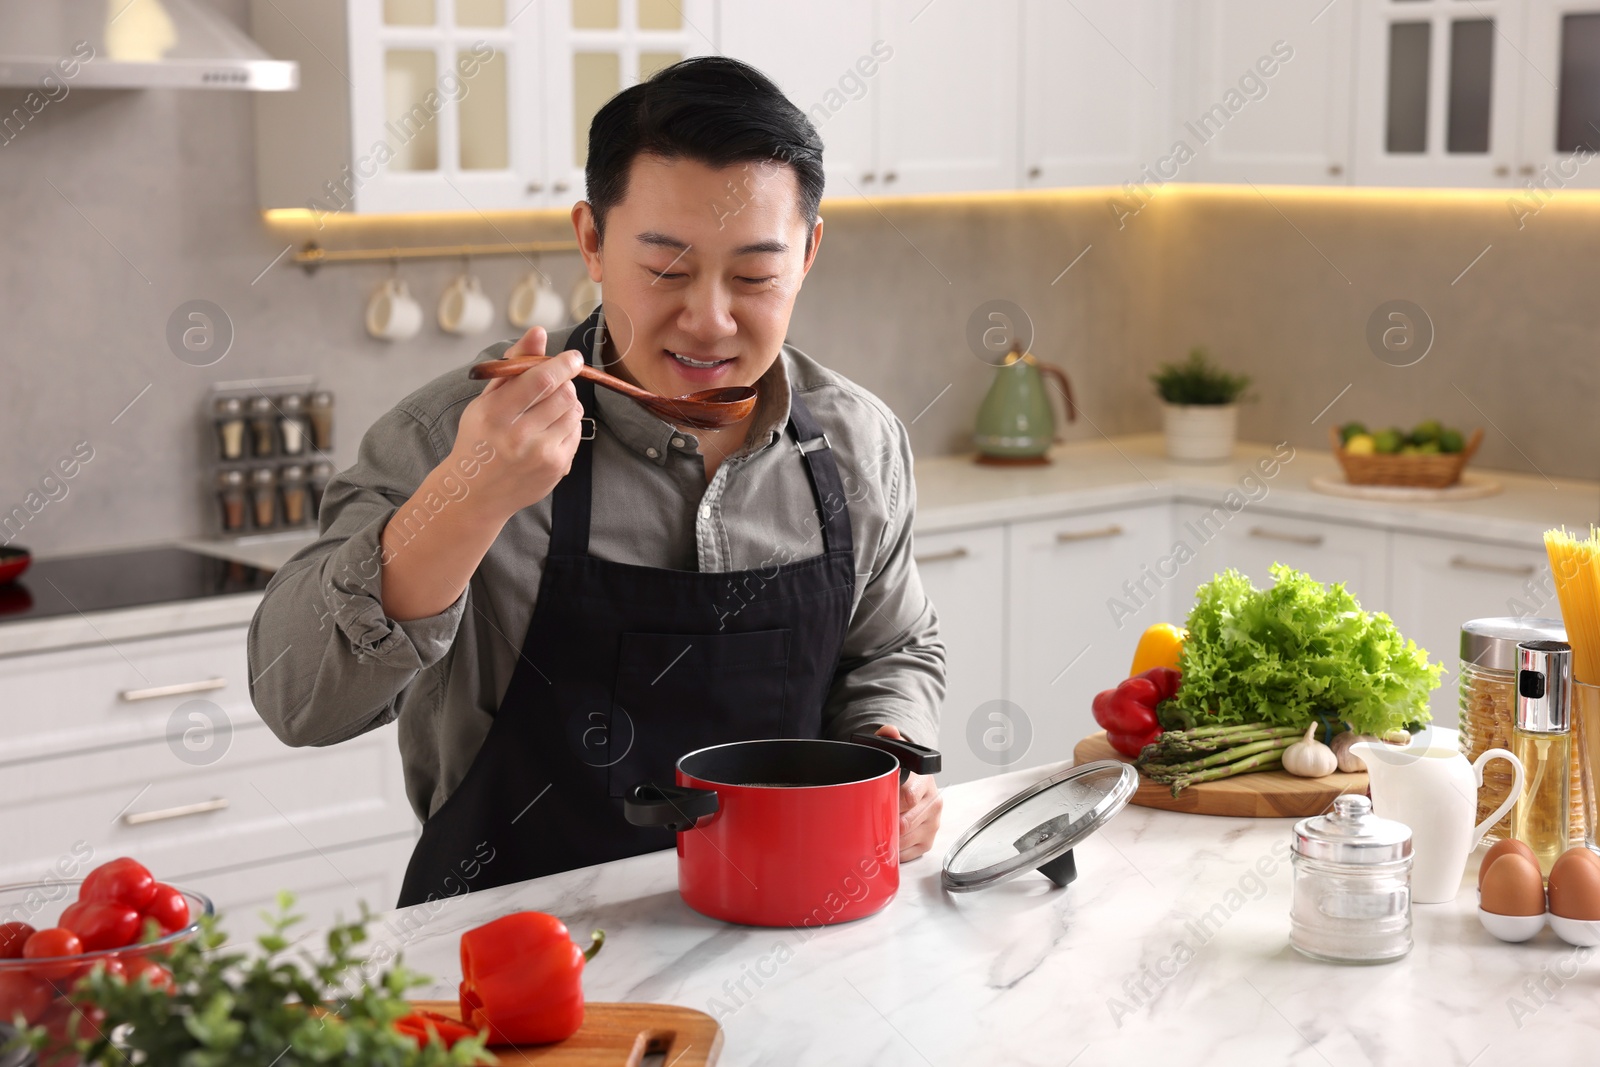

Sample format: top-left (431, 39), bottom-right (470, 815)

top-left (1328, 426), bottom-right (1483, 488)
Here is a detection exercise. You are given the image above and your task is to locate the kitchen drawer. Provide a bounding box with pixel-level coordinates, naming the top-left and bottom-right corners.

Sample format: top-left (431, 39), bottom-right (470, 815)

top-left (1174, 503), bottom-right (1392, 611)
top-left (915, 526), bottom-right (1006, 786)
top-left (1388, 532), bottom-right (1553, 727)
top-left (0, 722), bottom-right (414, 887)
top-left (171, 833), bottom-right (417, 949)
top-left (0, 625), bottom-right (259, 763)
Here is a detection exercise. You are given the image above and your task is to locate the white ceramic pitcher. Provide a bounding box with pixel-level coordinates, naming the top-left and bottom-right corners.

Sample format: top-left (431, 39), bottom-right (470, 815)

top-left (1351, 727), bottom-right (1525, 904)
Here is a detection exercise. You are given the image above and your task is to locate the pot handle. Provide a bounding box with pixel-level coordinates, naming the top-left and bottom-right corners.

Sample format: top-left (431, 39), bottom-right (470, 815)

top-left (850, 730), bottom-right (942, 782)
top-left (623, 782), bottom-right (718, 832)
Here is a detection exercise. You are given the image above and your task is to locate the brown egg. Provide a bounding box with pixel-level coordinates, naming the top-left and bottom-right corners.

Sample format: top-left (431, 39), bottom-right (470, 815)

top-left (1480, 853), bottom-right (1547, 917)
top-left (1479, 839), bottom-right (1539, 889)
top-left (1548, 849), bottom-right (1600, 920)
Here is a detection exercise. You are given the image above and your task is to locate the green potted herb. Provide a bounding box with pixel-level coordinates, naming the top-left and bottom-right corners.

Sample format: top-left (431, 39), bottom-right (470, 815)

top-left (1150, 348), bottom-right (1252, 462)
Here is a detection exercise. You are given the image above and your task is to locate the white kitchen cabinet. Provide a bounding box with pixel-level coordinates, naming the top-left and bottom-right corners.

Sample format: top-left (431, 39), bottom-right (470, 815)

top-left (1020, 0), bottom-right (1173, 188)
top-left (1179, 0), bottom-right (1354, 184)
top-left (1517, 0), bottom-right (1600, 187)
top-left (253, 0), bottom-right (710, 214)
top-left (717, 1), bottom-right (881, 199)
top-left (1006, 503), bottom-right (1175, 772)
top-left (1169, 502), bottom-right (1392, 612)
top-left (1387, 531), bottom-right (1554, 726)
top-left (1352, 0), bottom-right (1527, 186)
top-left (875, 0), bottom-right (1022, 195)
top-left (914, 526), bottom-right (1006, 786)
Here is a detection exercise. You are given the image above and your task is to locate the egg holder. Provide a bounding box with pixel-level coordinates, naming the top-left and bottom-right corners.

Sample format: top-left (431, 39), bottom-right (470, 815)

top-left (1476, 892), bottom-right (1600, 945)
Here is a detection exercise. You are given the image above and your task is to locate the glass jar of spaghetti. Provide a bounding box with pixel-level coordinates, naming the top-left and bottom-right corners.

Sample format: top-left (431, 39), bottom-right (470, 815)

top-left (1460, 617), bottom-right (1582, 843)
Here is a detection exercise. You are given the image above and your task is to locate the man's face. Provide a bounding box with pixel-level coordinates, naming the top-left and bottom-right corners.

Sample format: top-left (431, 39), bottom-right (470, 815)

top-left (573, 154), bottom-right (822, 399)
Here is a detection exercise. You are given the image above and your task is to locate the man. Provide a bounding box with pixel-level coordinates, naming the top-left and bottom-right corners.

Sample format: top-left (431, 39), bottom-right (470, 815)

top-left (249, 57), bottom-right (945, 907)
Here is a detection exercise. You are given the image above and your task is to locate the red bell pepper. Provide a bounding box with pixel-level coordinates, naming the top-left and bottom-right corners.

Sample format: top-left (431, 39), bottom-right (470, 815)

top-left (458, 912), bottom-right (604, 1046)
top-left (394, 1008), bottom-right (480, 1050)
top-left (1092, 667), bottom-right (1181, 757)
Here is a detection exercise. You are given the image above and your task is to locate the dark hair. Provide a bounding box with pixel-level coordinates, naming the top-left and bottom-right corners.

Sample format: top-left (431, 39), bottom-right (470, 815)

top-left (584, 56), bottom-right (825, 249)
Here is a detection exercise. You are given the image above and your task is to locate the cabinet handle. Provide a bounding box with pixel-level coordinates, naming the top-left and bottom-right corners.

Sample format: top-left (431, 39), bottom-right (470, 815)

top-left (1518, 164), bottom-right (1536, 176)
top-left (862, 172), bottom-right (877, 184)
top-left (1056, 524), bottom-right (1124, 543)
top-left (1327, 162), bottom-right (1343, 176)
top-left (1027, 165), bottom-right (1042, 179)
top-left (1494, 164), bottom-right (1511, 177)
top-left (552, 180), bottom-right (570, 193)
top-left (915, 547), bottom-right (970, 565)
top-left (1248, 527), bottom-right (1324, 547)
top-left (1449, 556), bottom-right (1536, 577)
top-left (883, 171), bottom-right (898, 183)
top-left (122, 797), bottom-right (229, 827)
top-left (120, 678), bottom-right (227, 702)
top-left (525, 181), bottom-right (544, 193)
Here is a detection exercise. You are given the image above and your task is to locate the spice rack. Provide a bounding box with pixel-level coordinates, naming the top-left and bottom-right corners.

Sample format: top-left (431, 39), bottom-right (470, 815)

top-left (208, 376), bottom-right (334, 537)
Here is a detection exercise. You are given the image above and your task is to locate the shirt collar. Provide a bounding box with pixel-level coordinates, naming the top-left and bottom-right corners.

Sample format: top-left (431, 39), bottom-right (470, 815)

top-left (589, 306), bottom-right (793, 465)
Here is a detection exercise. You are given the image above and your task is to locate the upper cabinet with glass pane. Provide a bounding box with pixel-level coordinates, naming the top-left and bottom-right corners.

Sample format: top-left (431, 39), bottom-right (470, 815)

top-left (250, 0), bottom-right (709, 215)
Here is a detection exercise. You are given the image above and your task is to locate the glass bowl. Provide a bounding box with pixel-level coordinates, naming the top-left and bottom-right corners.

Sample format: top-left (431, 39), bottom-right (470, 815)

top-left (0, 881), bottom-right (211, 1053)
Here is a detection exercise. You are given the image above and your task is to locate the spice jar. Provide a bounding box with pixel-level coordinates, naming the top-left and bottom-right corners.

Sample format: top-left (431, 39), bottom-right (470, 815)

top-left (216, 469), bottom-right (247, 533)
top-left (279, 393), bottom-right (308, 456)
top-left (1289, 794), bottom-right (1413, 964)
top-left (308, 391), bottom-right (335, 452)
top-left (214, 397), bottom-right (246, 461)
top-left (250, 467), bottom-right (277, 529)
top-left (1460, 617), bottom-right (1580, 843)
top-left (308, 461), bottom-right (332, 520)
top-left (248, 396), bottom-right (278, 458)
top-left (279, 464), bottom-right (309, 527)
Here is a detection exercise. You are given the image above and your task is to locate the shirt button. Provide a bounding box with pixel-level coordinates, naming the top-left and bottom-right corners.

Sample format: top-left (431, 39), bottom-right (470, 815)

top-left (700, 505), bottom-right (711, 519)
top-left (671, 436), bottom-right (686, 449)
top-left (645, 447), bottom-right (659, 459)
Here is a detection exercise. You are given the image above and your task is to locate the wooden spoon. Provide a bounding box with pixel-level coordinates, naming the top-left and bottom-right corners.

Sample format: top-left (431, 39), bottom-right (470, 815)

top-left (469, 354), bottom-right (757, 429)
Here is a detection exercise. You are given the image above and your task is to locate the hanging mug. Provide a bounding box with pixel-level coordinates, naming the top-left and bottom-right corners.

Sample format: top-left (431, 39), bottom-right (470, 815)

top-left (569, 274), bottom-right (602, 321)
top-left (439, 273), bottom-right (496, 336)
top-left (507, 271), bottom-right (568, 331)
top-left (365, 277), bottom-right (424, 342)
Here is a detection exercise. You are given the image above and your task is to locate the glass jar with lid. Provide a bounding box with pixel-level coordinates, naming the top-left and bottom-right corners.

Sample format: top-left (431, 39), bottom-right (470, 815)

top-left (1290, 794), bottom-right (1413, 964)
top-left (1460, 617), bottom-right (1580, 843)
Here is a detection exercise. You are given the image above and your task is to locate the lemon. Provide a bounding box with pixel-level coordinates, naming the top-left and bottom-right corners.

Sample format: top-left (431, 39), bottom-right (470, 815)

top-left (1344, 433), bottom-right (1376, 455)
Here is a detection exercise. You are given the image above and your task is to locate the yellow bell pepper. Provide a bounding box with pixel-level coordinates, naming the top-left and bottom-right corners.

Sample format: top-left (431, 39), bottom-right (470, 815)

top-left (1129, 623), bottom-right (1186, 677)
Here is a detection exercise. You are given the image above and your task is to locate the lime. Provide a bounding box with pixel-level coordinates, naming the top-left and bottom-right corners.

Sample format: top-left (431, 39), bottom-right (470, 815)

top-left (1410, 419), bottom-right (1442, 444)
top-left (1340, 420), bottom-right (1369, 444)
top-left (1439, 428), bottom-right (1465, 453)
top-left (1373, 429), bottom-right (1404, 454)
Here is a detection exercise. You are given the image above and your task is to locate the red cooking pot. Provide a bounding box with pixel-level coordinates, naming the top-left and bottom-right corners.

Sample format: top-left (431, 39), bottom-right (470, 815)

top-left (624, 731), bottom-right (941, 927)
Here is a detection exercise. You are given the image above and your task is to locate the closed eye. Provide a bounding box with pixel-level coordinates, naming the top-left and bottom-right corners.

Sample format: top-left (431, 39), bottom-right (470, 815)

top-left (737, 276), bottom-right (776, 285)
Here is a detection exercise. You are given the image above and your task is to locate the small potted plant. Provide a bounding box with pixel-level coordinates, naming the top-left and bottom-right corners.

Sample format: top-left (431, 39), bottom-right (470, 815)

top-left (1151, 348), bottom-right (1252, 462)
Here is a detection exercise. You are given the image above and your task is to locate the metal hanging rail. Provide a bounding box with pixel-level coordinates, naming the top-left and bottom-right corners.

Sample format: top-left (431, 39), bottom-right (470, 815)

top-left (294, 239), bottom-right (580, 273)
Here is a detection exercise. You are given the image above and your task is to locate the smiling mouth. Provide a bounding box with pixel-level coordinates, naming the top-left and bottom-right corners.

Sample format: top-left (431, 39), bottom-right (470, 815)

top-left (668, 351), bottom-right (734, 369)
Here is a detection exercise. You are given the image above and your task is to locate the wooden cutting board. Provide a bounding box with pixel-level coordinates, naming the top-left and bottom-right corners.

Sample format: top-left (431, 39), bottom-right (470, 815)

top-left (1074, 731), bottom-right (1368, 818)
top-left (409, 1001), bottom-right (722, 1066)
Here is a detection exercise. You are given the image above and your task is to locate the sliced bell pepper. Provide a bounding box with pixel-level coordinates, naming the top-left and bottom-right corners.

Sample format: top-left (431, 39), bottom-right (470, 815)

top-left (394, 1008), bottom-right (480, 1050)
top-left (459, 912), bottom-right (604, 1046)
top-left (1092, 667), bottom-right (1182, 757)
top-left (1129, 623), bottom-right (1186, 677)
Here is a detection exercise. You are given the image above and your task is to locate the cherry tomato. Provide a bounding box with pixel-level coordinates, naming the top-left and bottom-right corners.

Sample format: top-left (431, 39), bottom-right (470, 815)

top-left (60, 901), bottom-right (142, 952)
top-left (141, 883), bottom-right (190, 935)
top-left (121, 955), bottom-right (173, 992)
top-left (0, 969), bottom-right (55, 1026)
top-left (0, 922), bottom-right (36, 959)
top-left (37, 995), bottom-right (106, 1047)
top-left (80, 858), bottom-right (157, 910)
top-left (22, 927), bottom-right (84, 980)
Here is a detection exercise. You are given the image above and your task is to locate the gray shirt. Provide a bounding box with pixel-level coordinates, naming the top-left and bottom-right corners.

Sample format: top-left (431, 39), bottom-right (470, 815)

top-left (247, 332), bottom-right (945, 822)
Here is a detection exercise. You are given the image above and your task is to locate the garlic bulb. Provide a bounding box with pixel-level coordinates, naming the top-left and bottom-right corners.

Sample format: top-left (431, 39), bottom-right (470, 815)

top-left (1329, 729), bottom-right (1377, 773)
top-left (1283, 722), bottom-right (1338, 778)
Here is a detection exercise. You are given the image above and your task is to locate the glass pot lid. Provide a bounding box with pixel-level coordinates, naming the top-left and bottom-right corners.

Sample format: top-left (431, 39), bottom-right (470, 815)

top-left (942, 761), bottom-right (1138, 893)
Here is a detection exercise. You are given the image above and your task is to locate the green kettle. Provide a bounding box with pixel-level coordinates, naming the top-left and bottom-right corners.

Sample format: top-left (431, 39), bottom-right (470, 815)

top-left (973, 344), bottom-right (1077, 464)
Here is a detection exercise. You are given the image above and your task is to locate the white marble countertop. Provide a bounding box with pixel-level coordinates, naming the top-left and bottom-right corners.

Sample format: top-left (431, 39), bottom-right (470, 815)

top-left (365, 758), bottom-right (1583, 1067)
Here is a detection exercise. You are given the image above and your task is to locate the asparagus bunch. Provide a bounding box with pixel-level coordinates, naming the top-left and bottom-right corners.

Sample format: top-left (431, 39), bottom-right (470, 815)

top-left (1135, 723), bottom-right (1302, 797)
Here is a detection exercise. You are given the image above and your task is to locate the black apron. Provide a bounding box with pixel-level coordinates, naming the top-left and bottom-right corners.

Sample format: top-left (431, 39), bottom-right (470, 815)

top-left (398, 313), bottom-right (857, 906)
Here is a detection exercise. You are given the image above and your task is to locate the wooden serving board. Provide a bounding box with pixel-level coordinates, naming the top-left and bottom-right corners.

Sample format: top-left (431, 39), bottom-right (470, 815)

top-left (410, 1001), bottom-right (722, 1066)
top-left (1074, 731), bottom-right (1368, 818)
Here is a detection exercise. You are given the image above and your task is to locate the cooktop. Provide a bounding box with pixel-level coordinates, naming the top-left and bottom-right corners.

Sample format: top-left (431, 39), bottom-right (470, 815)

top-left (0, 546), bottom-right (273, 624)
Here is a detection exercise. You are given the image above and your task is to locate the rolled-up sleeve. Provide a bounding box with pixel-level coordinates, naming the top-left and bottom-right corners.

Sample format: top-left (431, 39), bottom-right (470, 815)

top-left (821, 418), bottom-right (945, 749)
top-left (248, 402), bottom-right (467, 748)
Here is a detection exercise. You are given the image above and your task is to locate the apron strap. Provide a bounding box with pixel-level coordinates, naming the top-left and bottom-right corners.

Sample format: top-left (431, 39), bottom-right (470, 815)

top-left (787, 391), bottom-right (854, 558)
top-left (548, 376), bottom-right (597, 557)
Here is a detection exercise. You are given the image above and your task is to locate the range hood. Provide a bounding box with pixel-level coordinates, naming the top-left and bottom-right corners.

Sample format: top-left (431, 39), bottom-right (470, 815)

top-left (0, 0), bottom-right (297, 91)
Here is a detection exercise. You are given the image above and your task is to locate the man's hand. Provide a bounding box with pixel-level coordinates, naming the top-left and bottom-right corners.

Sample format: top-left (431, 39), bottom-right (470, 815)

top-left (456, 326), bottom-right (587, 524)
top-left (875, 724), bottom-right (942, 862)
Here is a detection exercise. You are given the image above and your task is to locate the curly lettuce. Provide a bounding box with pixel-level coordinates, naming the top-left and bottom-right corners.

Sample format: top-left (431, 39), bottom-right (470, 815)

top-left (1174, 564), bottom-right (1440, 736)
